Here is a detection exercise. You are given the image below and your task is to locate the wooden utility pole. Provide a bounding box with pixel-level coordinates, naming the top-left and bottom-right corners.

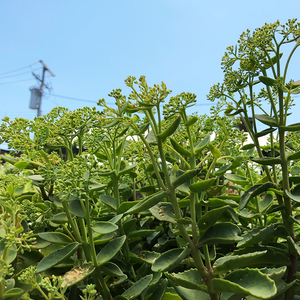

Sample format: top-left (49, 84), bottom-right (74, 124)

top-left (32, 60), bottom-right (55, 117)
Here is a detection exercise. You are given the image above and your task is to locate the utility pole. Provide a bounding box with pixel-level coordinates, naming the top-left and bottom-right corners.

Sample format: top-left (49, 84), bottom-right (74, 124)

top-left (32, 60), bottom-right (55, 117)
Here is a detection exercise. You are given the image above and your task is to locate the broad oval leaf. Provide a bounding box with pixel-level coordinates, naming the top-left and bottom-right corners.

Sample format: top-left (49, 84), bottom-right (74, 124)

top-left (69, 199), bottom-right (85, 218)
top-left (212, 268), bottom-right (276, 298)
top-left (148, 278), bottom-right (168, 300)
top-left (128, 230), bottom-right (156, 239)
top-left (287, 150), bottom-right (300, 161)
top-left (255, 114), bottom-right (277, 127)
top-left (213, 251), bottom-right (267, 274)
top-left (194, 135), bottom-right (210, 155)
top-left (61, 264), bottom-right (95, 288)
top-left (36, 242), bottom-right (80, 273)
top-left (119, 163), bottom-right (138, 176)
top-left (89, 183), bottom-right (106, 191)
top-left (173, 286), bottom-right (211, 300)
top-left (118, 200), bottom-right (140, 214)
top-left (189, 178), bottom-right (216, 193)
top-left (3, 288), bottom-right (25, 299)
top-left (166, 269), bottom-right (204, 292)
top-left (239, 182), bottom-right (275, 210)
top-left (125, 191), bottom-right (168, 215)
top-left (51, 212), bottom-right (68, 224)
top-left (208, 144), bottom-right (221, 158)
top-left (97, 235), bottom-right (126, 265)
top-left (286, 236), bottom-right (300, 256)
top-left (198, 223), bottom-right (242, 246)
top-left (241, 143), bottom-right (255, 150)
top-left (224, 174), bottom-right (248, 185)
top-left (237, 224), bottom-right (275, 248)
top-left (27, 175), bottom-right (44, 181)
top-left (254, 128), bottom-right (276, 138)
top-left (198, 206), bottom-right (229, 232)
top-left (38, 232), bottom-right (73, 245)
top-left (122, 274), bottom-right (153, 299)
top-left (130, 250), bottom-right (160, 264)
top-left (101, 262), bottom-right (125, 277)
top-left (259, 76), bottom-right (276, 87)
top-left (149, 203), bottom-right (176, 224)
top-left (251, 157), bottom-right (282, 165)
top-left (280, 123), bottom-right (300, 132)
top-left (152, 247), bottom-right (191, 272)
top-left (173, 168), bottom-right (201, 188)
top-left (202, 198), bottom-right (239, 208)
top-left (92, 221), bottom-right (118, 235)
top-left (286, 189), bottom-right (300, 203)
top-left (99, 195), bottom-right (117, 211)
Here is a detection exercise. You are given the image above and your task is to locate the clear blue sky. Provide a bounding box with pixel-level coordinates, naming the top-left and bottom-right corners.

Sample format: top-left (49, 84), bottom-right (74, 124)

top-left (1, 1), bottom-right (299, 149)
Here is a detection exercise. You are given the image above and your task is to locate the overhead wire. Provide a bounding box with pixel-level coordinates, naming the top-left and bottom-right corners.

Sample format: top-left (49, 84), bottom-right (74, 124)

top-left (44, 92), bottom-right (213, 106)
top-left (0, 67), bottom-right (42, 80)
top-left (0, 78), bottom-right (37, 85)
top-left (0, 62), bottom-right (39, 77)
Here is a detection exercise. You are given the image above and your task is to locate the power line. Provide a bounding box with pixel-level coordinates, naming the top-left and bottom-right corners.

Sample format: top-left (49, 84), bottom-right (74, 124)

top-left (0, 78), bottom-right (36, 85)
top-left (0, 62), bottom-right (39, 77)
top-left (44, 92), bottom-right (103, 104)
top-left (44, 92), bottom-right (213, 106)
top-left (0, 67), bottom-right (42, 80)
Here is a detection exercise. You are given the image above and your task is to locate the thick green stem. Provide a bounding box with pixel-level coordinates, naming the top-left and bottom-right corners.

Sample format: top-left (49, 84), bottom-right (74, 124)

top-left (138, 133), bottom-right (167, 190)
top-left (113, 173), bottom-right (137, 282)
top-left (246, 164), bottom-right (263, 226)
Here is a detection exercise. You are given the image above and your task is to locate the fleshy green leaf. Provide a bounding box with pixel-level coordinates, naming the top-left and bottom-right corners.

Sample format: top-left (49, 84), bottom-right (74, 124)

top-left (149, 203), bottom-right (176, 224)
top-left (286, 189), bottom-right (300, 203)
top-left (27, 175), bottom-right (44, 181)
top-left (259, 76), bottom-right (276, 87)
top-left (51, 212), bottom-right (68, 224)
top-left (251, 157), bottom-right (282, 165)
top-left (255, 114), bottom-right (277, 127)
top-left (286, 236), bottom-right (300, 256)
top-left (119, 163), bottom-right (138, 176)
top-left (254, 128), bottom-right (276, 138)
top-left (128, 230), bottom-right (156, 239)
top-left (194, 135), bottom-right (210, 155)
top-left (130, 251), bottom-right (160, 264)
top-left (202, 198), bottom-right (238, 208)
top-left (166, 269), bottom-right (205, 292)
top-left (125, 191), bottom-right (168, 214)
top-left (224, 174), bottom-right (248, 185)
top-left (208, 144), bottom-right (221, 158)
top-left (36, 242), bottom-right (80, 273)
top-left (280, 123), bottom-right (300, 132)
top-left (122, 274), bottom-right (153, 299)
top-left (61, 264), bottom-right (95, 288)
top-left (237, 225), bottom-right (275, 248)
top-left (198, 223), bottom-right (242, 246)
top-left (38, 232), bottom-right (73, 245)
top-left (198, 206), bottom-right (229, 232)
top-left (212, 268), bottom-right (277, 298)
top-left (189, 178), bottom-right (216, 193)
top-left (148, 278), bottom-right (168, 300)
top-left (152, 248), bottom-right (191, 272)
top-left (101, 262), bottom-right (125, 277)
top-left (239, 182), bottom-right (275, 210)
top-left (92, 221), bottom-right (118, 235)
top-left (287, 151), bottom-right (300, 161)
top-left (68, 199), bottom-right (85, 218)
top-left (173, 286), bottom-right (211, 300)
top-left (213, 251), bottom-right (267, 274)
top-left (3, 288), bottom-right (25, 299)
top-left (97, 236), bottom-right (126, 265)
top-left (118, 200), bottom-right (140, 214)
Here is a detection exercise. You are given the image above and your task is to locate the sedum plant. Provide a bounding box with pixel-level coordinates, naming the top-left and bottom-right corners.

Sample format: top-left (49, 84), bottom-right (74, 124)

top-left (0, 18), bottom-right (300, 300)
